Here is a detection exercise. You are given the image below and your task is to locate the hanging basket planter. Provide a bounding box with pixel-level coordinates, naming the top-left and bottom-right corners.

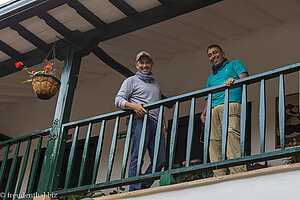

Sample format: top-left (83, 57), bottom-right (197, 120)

top-left (32, 74), bottom-right (61, 100)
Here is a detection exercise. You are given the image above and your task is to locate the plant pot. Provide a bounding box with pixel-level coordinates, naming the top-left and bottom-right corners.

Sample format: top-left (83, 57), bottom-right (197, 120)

top-left (32, 74), bottom-right (61, 100)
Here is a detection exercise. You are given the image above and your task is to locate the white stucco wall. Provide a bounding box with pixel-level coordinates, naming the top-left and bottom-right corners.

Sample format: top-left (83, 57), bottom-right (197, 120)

top-left (97, 165), bottom-right (300, 200)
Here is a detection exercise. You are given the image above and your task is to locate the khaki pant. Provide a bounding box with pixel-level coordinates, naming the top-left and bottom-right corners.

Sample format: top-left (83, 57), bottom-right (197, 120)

top-left (209, 102), bottom-right (247, 177)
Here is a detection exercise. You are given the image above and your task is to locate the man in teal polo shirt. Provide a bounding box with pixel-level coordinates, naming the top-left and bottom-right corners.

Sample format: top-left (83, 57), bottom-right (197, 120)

top-left (201, 44), bottom-right (248, 177)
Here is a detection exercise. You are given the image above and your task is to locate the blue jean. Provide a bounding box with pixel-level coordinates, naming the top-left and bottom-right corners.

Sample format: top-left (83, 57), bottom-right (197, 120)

top-left (128, 117), bottom-right (166, 191)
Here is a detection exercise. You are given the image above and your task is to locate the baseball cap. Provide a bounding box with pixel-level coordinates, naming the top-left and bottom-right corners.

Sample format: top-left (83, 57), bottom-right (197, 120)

top-left (135, 51), bottom-right (153, 62)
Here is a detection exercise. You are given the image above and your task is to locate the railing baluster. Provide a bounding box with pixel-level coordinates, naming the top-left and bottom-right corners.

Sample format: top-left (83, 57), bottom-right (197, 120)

top-left (15, 138), bottom-right (32, 195)
top-left (186, 97), bottom-right (195, 167)
top-left (121, 115), bottom-right (133, 179)
top-left (136, 113), bottom-right (148, 176)
top-left (0, 144), bottom-right (10, 186)
top-left (169, 101), bottom-right (179, 170)
top-left (92, 120), bottom-right (106, 184)
top-left (152, 105), bottom-right (164, 173)
top-left (259, 79), bottom-right (266, 154)
top-left (279, 74), bottom-right (285, 150)
top-left (65, 126), bottom-right (79, 189)
top-left (203, 94), bottom-right (212, 164)
top-left (4, 142), bottom-right (20, 199)
top-left (222, 88), bottom-right (229, 160)
top-left (78, 123), bottom-right (92, 186)
top-left (27, 137), bottom-right (43, 193)
top-left (106, 117), bottom-right (120, 181)
top-left (240, 84), bottom-right (247, 157)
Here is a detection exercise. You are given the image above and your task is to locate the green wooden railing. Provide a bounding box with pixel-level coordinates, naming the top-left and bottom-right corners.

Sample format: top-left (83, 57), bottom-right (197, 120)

top-left (0, 129), bottom-right (51, 200)
top-left (1, 63), bottom-right (300, 198)
top-left (50, 62), bottom-right (300, 196)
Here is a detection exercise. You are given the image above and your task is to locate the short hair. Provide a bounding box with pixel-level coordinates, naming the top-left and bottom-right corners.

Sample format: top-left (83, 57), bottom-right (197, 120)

top-left (207, 44), bottom-right (223, 52)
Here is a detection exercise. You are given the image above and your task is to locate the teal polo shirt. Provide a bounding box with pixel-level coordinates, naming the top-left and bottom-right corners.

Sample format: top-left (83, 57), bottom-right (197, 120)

top-left (206, 59), bottom-right (248, 108)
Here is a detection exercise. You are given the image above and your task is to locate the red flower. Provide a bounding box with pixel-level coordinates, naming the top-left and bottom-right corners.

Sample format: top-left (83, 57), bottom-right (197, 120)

top-left (52, 73), bottom-right (55, 75)
top-left (15, 61), bottom-right (24, 68)
top-left (32, 70), bottom-right (36, 74)
top-left (44, 59), bottom-right (47, 62)
top-left (44, 65), bottom-right (52, 71)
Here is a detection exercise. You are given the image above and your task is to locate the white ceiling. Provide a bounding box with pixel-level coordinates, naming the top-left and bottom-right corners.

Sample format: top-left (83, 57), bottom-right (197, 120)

top-left (1, 0), bottom-right (300, 109)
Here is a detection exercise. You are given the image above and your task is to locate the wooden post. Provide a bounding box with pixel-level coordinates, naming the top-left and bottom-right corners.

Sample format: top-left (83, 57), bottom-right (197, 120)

top-left (37, 49), bottom-right (82, 193)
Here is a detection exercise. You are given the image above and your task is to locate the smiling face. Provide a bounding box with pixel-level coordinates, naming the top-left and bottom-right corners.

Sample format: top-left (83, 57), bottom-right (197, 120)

top-left (136, 56), bottom-right (153, 75)
top-left (207, 47), bottom-right (225, 66)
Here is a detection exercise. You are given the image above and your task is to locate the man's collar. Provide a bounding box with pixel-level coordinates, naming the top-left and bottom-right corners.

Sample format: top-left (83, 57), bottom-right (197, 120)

top-left (211, 58), bottom-right (228, 75)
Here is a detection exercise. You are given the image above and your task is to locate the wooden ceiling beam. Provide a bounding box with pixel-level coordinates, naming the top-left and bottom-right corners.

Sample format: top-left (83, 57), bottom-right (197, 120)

top-left (91, 45), bottom-right (134, 78)
top-left (66, 0), bottom-right (107, 29)
top-left (109, 0), bottom-right (139, 17)
top-left (0, 40), bottom-right (25, 60)
top-left (37, 12), bottom-right (72, 39)
top-left (10, 23), bottom-right (50, 52)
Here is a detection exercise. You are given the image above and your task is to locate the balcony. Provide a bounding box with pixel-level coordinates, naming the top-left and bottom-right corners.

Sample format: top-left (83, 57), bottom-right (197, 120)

top-left (1, 62), bottom-right (300, 199)
top-left (1, 0), bottom-right (300, 199)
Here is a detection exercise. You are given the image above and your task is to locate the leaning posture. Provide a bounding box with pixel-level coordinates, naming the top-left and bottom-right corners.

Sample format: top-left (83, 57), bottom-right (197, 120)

top-left (201, 44), bottom-right (249, 176)
top-left (115, 51), bottom-right (167, 191)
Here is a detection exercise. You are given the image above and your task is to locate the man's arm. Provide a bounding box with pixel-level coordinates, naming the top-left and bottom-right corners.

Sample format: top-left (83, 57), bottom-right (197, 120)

top-left (200, 101), bottom-right (208, 124)
top-left (115, 78), bottom-right (147, 117)
top-left (224, 72), bottom-right (248, 86)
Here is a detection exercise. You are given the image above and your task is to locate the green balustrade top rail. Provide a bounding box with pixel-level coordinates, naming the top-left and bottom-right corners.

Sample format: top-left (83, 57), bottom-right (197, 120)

top-left (1, 63), bottom-right (300, 199)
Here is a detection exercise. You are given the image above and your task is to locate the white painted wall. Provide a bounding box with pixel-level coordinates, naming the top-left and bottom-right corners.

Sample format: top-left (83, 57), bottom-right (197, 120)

top-left (99, 166), bottom-right (300, 200)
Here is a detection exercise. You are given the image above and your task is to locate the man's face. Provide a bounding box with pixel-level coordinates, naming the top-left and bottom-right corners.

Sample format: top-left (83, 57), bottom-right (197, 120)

top-left (207, 47), bottom-right (225, 66)
top-left (136, 56), bottom-right (153, 75)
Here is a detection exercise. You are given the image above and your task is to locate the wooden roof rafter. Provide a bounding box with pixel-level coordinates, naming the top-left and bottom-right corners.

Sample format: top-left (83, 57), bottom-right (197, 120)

top-left (0, 0), bottom-right (223, 78)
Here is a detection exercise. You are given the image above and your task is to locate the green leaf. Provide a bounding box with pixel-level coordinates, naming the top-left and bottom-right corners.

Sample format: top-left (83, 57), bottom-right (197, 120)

top-left (22, 79), bottom-right (33, 83)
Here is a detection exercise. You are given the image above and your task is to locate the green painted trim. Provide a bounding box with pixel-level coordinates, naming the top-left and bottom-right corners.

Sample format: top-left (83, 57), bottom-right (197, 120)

top-left (121, 115), bottom-right (133, 179)
top-left (152, 105), bottom-right (164, 173)
top-left (203, 93), bottom-right (212, 164)
top-left (259, 79), bottom-right (266, 154)
top-left (136, 113), bottom-right (148, 176)
top-left (64, 126), bottom-right (79, 189)
top-left (4, 142), bottom-right (20, 200)
top-left (0, 144), bottom-right (10, 186)
top-left (169, 101), bottom-right (179, 170)
top-left (78, 123), bottom-right (92, 186)
top-left (0, 128), bottom-right (50, 147)
top-left (27, 137), bottom-right (43, 194)
top-left (279, 74), bottom-right (285, 150)
top-left (221, 89), bottom-right (229, 161)
top-left (185, 97), bottom-right (195, 167)
top-left (92, 120), bottom-right (106, 184)
top-left (15, 138), bottom-right (32, 195)
top-left (106, 117), bottom-right (120, 181)
top-left (240, 84), bottom-right (247, 157)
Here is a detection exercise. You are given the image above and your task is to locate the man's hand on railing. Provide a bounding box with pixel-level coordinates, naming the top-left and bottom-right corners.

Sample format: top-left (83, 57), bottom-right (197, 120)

top-left (201, 113), bottom-right (206, 124)
top-left (125, 102), bottom-right (147, 117)
top-left (224, 78), bottom-right (236, 87)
